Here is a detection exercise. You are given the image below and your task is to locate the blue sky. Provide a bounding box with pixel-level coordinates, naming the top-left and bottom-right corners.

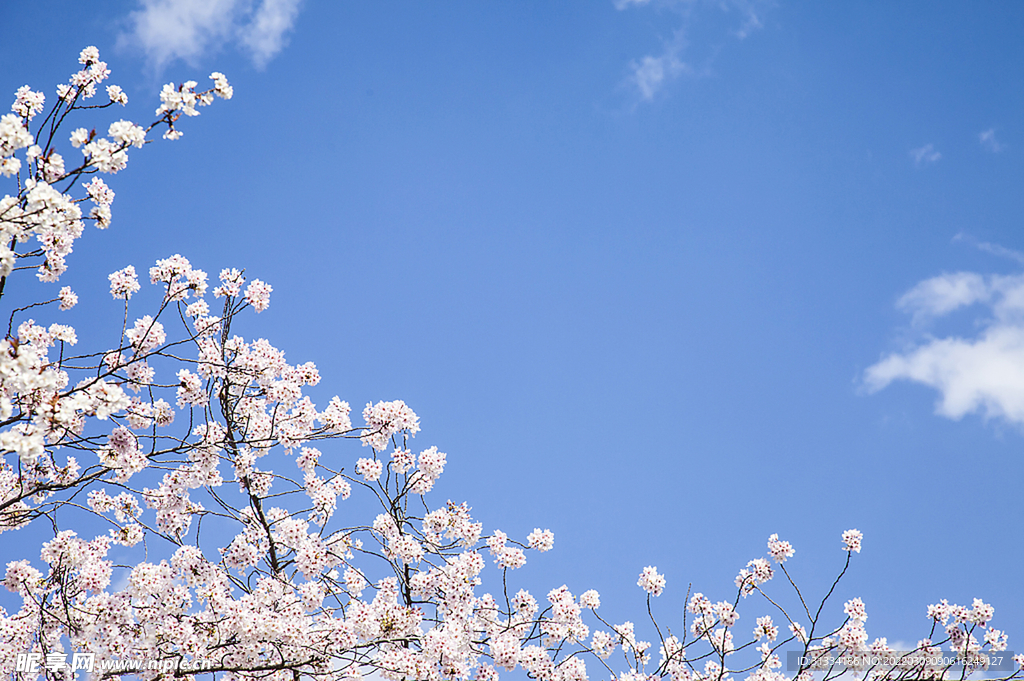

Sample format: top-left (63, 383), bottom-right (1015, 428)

top-left (3, 0), bottom-right (1024, 660)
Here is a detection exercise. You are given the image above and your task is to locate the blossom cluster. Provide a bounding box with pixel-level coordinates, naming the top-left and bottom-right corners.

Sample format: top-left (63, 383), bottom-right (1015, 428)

top-left (0, 46), bottom-right (231, 284)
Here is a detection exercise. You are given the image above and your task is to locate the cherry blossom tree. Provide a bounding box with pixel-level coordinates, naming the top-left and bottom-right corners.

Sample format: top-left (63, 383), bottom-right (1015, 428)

top-left (0, 48), bottom-right (1021, 681)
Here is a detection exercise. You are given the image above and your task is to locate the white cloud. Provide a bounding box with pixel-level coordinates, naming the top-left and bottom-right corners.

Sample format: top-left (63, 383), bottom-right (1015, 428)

top-left (909, 143), bottom-right (941, 167)
top-left (896, 272), bottom-right (989, 324)
top-left (953, 232), bottom-right (1024, 266)
top-left (239, 0), bottom-right (303, 69)
top-left (123, 0), bottom-right (238, 68)
top-left (631, 48), bottom-right (687, 101)
top-left (977, 241), bottom-right (1024, 264)
top-left (734, 3), bottom-right (765, 39)
top-left (617, 0), bottom-right (769, 103)
top-left (865, 272), bottom-right (1024, 425)
top-left (122, 0), bottom-right (302, 71)
top-left (979, 128), bottom-right (1005, 153)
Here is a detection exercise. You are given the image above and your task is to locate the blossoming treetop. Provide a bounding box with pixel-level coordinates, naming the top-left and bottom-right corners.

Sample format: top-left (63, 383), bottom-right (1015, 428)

top-left (0, 48), bottom-right (1019, 681)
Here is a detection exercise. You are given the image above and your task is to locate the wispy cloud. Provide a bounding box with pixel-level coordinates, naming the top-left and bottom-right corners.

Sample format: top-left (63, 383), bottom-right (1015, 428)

top-left (121, 0), bottom-right (302, 71)
top-left (954, 232), bottom-right (1024, 265)
top-left (630, 32), bottom-right (689, 101)
top-left (895, 272), bottom-right (989, 324)
top-left (616, 0), bottom-right (771, 102)
top-left (979, 128), bottom-right (1005, 153)
top-left (865, 270), bottom-right (1024, 426)
top-left (909, 143), bottom-right (941, 167)
top-left (734, 3), bottom-right (765, 39)
top-left (238, 0), bottom-right (303, 69)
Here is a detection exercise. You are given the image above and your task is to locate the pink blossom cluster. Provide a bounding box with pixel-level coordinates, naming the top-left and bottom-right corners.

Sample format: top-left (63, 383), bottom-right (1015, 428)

top-left (0, 47), bottom-right (230, 286)
top-left (361, 399), bottom-right (421, 451)
top-left (637, 566), bottom-right (666, 597)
